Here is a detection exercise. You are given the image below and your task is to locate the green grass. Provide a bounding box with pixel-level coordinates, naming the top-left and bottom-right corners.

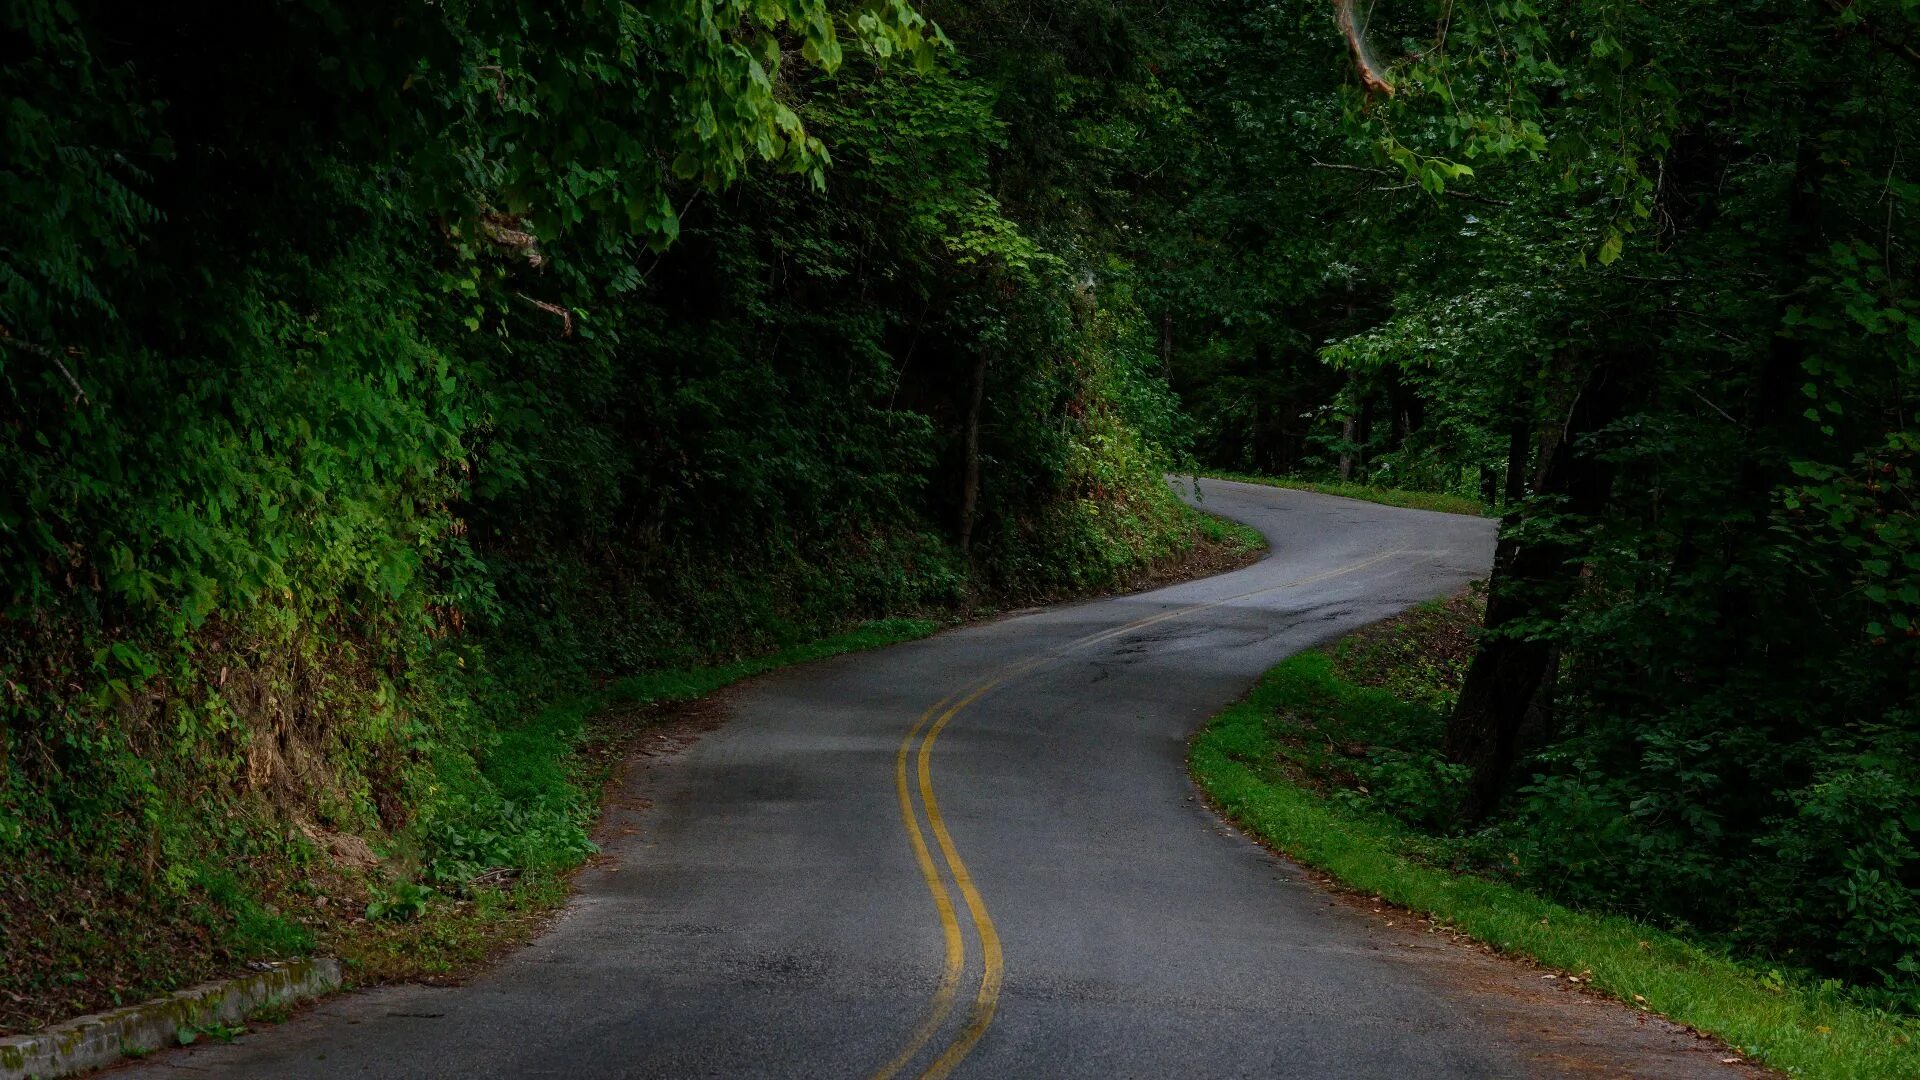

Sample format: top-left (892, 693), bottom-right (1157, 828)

top-left (347, 616), bottom-right (948, 986)
top-left (1202, 470), bottom-right (1490, 517)
top-left (435, 615), bottom-right (948, 881)
top-left (1190, 506), bottom-right (1268, 555)
top-left (485, 616), bottom-right (944, 786)
top-left (1191, 655), bottom-right (1920, 1079)
top-left (602, 616), bottom-right (944, 707)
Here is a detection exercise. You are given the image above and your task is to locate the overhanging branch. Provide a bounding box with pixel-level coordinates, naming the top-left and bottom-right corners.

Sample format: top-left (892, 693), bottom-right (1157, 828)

top-left (1335, 0), bottom-right (1395, 95)
top-left (1309, 160), bottom-right (1512, 205)
top-left (0, 327), bottom-right (90, 405)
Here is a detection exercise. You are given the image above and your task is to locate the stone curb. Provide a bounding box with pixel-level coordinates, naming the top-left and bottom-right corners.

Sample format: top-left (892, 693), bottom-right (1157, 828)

top-left (0, 957), bottom-right (341, 1080)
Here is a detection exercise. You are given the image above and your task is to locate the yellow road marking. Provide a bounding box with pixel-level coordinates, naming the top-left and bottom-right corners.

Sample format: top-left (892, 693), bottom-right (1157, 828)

top-left (916, 685), bottom-right (1006, 1080)
top-left (875, 547), bottom-right (1411, 1078)
top-left (870, 692), bottom-right (967, 1080)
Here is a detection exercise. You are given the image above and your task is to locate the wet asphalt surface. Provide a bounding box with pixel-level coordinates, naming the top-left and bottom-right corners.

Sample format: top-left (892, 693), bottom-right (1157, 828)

top-left (118, 478), bottom-right (1759, 1078)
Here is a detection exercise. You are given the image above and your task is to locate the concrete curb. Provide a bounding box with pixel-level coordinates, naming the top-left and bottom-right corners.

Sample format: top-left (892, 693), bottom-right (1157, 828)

top-left (0, 957), bottom-right (341, 1080)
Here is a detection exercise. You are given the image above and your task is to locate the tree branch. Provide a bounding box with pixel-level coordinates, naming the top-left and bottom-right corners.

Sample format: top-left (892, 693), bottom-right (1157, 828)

top-left (0, 327), bottom-right (90, 405)
top-left (514, 293), bottom-right (574, 337)
top-left (1334, 0), bottom-right (1395, 96)
top-left (1309, 160), bottom-right (1513, 205)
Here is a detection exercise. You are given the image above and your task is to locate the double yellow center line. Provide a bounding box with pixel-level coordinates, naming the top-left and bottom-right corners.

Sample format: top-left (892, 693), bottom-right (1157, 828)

top-left (871, 549), bottom-right (1409, 1079)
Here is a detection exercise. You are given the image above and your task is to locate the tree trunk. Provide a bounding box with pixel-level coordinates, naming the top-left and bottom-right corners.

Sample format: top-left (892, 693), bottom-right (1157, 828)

top-left (1446, 359), bottom-right (1628, 821)
top-left (1502, 420), bottom-right (1530, 506)
top-left (957, 353), bottom-right (989, 557)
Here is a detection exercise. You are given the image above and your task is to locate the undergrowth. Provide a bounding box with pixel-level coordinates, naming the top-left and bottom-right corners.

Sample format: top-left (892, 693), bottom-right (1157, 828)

top-left (1, 496), bottom-right (1240, 1035)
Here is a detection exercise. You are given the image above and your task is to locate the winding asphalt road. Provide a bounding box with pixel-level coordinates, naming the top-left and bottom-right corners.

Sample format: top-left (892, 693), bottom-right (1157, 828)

top-left (121, 479), bottom-right (1756, 1078)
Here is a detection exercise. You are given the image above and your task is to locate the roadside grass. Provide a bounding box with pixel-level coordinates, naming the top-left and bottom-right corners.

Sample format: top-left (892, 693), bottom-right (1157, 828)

top-left (1191, 507), bottom-right (1268, 556)
top-left (1190, 608), bottom-right (1920, 1079)
top-left (601, 617), bottom-right (945, 708)
top-left (1201, 470), bottom-right (1490, 517)
top-left (341, 616), bottom-right (947, 986)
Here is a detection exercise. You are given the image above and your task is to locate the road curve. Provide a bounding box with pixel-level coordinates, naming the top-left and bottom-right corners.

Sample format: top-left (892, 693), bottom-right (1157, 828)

top-left (119, 478), bottom-right (1753, 1079)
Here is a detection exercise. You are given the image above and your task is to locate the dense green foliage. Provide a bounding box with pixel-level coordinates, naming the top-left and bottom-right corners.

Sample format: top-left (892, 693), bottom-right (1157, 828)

top-left (0, 0), bottom-right (1213, 1024)
top-left (1150, 0), bottom-right (1920, 1013)
top-left (5, 0), bottom-right (1916, 1033)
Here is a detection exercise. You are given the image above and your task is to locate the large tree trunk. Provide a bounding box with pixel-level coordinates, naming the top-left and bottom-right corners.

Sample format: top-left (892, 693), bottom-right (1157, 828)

top-left (1502, 420), bottom-right (1530, 506)
top-left (1446, 358), bottom-right (1629, 821)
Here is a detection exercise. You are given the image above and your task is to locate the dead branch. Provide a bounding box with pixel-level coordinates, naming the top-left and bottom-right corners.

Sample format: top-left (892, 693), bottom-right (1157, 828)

top-left (480, 213), bottom-right (545, 268)
top-left (1335, 0), bottom-right (1395, 96)
top-left (515, 292), bottom-right (574, 337)
top-left (0, 326), bottom-right (90, 405)
top-left (476, 64), bottom-right (508, 105)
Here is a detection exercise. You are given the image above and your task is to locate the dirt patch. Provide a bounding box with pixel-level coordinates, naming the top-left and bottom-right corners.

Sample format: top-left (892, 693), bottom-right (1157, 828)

top-left (297, 824), bottom-right (381, 873)
top-left (1120, 524), bottom-right (1266, 594)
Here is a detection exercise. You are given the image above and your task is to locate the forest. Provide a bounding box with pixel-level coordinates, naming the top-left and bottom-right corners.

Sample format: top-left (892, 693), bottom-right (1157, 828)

top-left (3, 0), bottom-right (1918, 1046)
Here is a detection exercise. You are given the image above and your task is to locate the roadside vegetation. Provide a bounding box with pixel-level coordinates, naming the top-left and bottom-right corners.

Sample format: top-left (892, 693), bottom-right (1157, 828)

top-left (1191, 593), bottom-right (1920, 1079)
top-left (1154, 0), bottom-right (1920, 1032)
top-left (0, 1), bottom-right (1244, 1033)
top-left (1199, 472), bottom-right (1488, 518)
top-left (286, 618), bottom-right (952, 990)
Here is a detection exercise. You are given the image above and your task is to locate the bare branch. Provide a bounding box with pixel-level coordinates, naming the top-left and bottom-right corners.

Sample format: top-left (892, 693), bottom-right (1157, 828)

top-left (514, 293), bottom-right (574, 337)
top-left (1334, 0), bottom-right (1395, 95)
top-left (480, 213), bottom-right (545, 268)
top-left (0, 326), bottom-right (90, 405)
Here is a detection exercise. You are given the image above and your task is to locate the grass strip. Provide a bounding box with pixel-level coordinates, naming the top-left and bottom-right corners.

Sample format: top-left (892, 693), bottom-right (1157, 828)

top-left (1190, 660), bottom-right (1920, 1080)
top-left (604, 616), bottom-right (944, 707)
top-left (1190, 506), bottom-right (1269, 555)
top-left (1202, 470), bottom-right (1490, 517)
